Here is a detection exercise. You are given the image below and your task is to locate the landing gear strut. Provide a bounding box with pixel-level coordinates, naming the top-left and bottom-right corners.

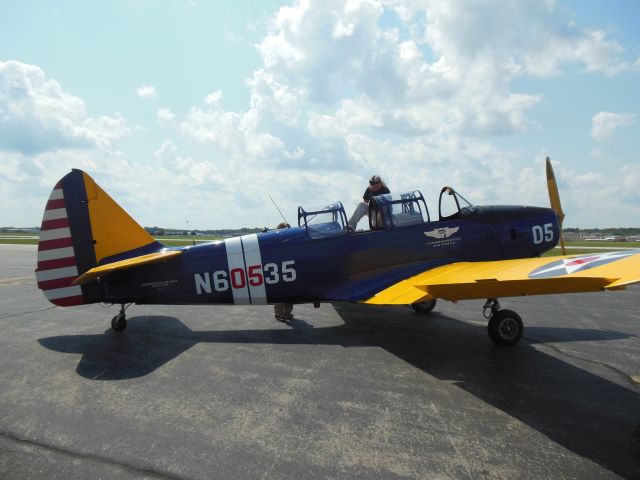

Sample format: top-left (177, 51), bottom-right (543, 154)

top-left (483, 298), bottom-right (523, 345)
top-left (111, 303), bottom-right (130, 331)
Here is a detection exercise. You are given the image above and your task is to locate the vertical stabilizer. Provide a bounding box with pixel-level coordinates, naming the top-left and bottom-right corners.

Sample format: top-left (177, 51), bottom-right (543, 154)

top-left (35, 169), bottom-right (161, 306)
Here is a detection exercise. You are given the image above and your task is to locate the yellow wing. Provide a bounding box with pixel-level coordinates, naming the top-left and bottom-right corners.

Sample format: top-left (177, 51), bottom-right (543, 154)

top-left (365, 250), bottom-right (640, 305)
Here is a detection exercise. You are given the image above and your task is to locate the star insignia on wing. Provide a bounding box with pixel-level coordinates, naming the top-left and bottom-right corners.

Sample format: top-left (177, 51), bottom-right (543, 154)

top-left (528, 250), bottom-right (639, 279)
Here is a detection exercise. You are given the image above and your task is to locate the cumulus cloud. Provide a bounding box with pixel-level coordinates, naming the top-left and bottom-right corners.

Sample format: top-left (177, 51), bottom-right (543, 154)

top-left (136, 84), bottom-right (157, 99)
top-left (180, 0), bottom-right (639, 166)
top-left (399, 1), bottom-right (637, 77)
top-left (154, 139), bottom-right (178, 163)
top-left (0, 61), bottom-right (142, 226)
top-left (157, 108), bottom-right (176, 123)
top-left (0, 61), bottom-right (131, 155)
top-left (180, 70), bottom-right (309, 167)
top-left (310, 95), bottom-right (384, 135)
top-left (204, 90), bottom-right (223, 105)
top-left (250, 0), bottom-right (634, 140)
top-left (591, 111), bottom-right (635, 141)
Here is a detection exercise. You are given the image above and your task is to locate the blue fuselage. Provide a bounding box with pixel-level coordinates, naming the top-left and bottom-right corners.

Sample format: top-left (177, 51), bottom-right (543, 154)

top-left (101, 205), bottom-right (559, 305)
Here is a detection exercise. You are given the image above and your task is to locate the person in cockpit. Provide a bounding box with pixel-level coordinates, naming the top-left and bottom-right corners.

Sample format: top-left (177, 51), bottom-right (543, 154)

top-left (348, 174), bottom-right (390, 231)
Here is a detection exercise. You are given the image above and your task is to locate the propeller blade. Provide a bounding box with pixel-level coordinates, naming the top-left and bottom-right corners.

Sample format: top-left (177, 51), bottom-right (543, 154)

top-left (546, 156), bottom-right (566, 255)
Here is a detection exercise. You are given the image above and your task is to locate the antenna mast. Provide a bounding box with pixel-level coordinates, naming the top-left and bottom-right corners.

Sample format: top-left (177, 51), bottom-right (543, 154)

top-left (268, 194), bottom-right (290, 226)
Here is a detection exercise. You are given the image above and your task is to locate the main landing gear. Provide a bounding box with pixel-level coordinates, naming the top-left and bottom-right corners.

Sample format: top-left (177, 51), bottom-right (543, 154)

top-left (111, 303), bottom-right (131, 331)
top-left (411, 298), bottom-right (524, 345)
top-left (411, 299), bottom-right (437, 314)
top-left (483, 299), bottom-right (523, 345)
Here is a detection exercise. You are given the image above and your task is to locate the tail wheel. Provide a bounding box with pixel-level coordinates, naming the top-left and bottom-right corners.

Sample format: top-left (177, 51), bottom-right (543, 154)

top-left (488, 309), bottom-right (523, 345)
top-left (111, 313), bottom-right (127, 331)
top-left (411, 299), bottom-right (437, 314)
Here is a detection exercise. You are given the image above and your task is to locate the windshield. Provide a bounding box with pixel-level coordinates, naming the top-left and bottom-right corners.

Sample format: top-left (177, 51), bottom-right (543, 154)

top-left (438, 187), bottom-right (473, 220)
top-left (304, 203), bottom-right (342, 225)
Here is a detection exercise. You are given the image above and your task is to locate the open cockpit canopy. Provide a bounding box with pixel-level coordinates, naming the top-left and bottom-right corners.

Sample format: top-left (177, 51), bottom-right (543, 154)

top-left (297, 187), bottom-right (474, 237)
top-left (297, 202), bottom-right (349, 239)
top-left (368, 191), bottom-right (430, 230)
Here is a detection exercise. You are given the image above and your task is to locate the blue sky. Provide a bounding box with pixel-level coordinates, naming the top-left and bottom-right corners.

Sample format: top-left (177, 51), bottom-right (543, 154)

top-left (1, 0), bottom-right (638, 229)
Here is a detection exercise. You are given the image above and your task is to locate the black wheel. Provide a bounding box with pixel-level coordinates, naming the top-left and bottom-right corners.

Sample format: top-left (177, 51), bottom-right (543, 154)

top-left (111, 313), bottom-right (127, 331)
top-left (411, 299), bottom-right (437, 314)
top-left (487, 309), bottom-right (523, 345)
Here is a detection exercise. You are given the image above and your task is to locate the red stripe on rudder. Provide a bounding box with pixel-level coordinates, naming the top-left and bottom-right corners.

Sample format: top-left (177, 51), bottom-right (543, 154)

top-left (54, 181), bottom-right (63, 189)
top-left (41, 218), bottom-right (70, 230)
top-left (45, 199), bottom-right (66, 210)
top-left (38, 276), bottom-right (78, 290)
top-left (51, 295), bottom-right (85, 307)
top-left (38, 237), bottom-right (73, 251)
top-left (37, 257), bottom-right (77, 270)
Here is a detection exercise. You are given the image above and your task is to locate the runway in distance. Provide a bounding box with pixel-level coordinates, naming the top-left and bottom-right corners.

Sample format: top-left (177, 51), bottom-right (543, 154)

top-left (35, 159), bottom-right (640, 345)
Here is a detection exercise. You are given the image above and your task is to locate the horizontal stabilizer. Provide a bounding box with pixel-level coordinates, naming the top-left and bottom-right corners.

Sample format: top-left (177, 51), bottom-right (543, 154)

top-left (73, 250), bottom-right (183, 285)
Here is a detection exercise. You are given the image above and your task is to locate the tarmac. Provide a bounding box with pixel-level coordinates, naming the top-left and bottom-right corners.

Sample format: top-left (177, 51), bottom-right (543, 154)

top-left (1, 244), bottom-right (639, 479)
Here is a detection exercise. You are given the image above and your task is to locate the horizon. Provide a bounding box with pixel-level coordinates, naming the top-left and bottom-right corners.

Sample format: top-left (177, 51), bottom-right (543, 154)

top-left (3, 225), bottom-right (640, 233)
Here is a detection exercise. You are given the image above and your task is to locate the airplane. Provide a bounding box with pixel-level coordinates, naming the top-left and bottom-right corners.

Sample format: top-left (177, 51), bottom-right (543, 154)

top-left (35, 159), bottom-right (640, 345)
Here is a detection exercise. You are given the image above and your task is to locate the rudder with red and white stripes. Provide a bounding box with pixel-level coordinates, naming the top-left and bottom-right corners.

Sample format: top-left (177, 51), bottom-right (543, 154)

top-left (36, 180), bottom-right (86, 306)
top-left (35, 169), bottom-right (109, 307)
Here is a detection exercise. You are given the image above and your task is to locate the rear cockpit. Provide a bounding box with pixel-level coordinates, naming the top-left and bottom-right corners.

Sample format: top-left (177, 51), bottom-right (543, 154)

top-left (368, 191), bottom-right (430, 230)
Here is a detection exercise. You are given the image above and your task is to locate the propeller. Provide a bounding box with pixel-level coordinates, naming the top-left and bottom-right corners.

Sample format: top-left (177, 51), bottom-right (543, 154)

top-left (545, 156), bottom-right (566, 255)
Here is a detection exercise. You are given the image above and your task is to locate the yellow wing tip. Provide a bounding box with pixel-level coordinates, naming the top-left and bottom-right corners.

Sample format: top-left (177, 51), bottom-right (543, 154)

top-left (364, 286), bottom-right (433, 305)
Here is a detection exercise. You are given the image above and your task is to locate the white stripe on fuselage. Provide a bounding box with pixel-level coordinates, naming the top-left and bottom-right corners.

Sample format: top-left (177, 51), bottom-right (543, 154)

top-left (241, 234), bottom-right (267, 305)
top-left (224, 234), bottom-right (267, 305)
top-left (225, 236), bottom-right (250, 305)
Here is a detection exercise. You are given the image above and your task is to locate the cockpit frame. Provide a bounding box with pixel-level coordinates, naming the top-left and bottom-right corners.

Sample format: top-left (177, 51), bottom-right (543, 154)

top-left (297, 202), bottom-right (349, 240)
top-left (368, 191), bottom-right (430, 230)
top-left (438, 186), bottom-right (474, 221)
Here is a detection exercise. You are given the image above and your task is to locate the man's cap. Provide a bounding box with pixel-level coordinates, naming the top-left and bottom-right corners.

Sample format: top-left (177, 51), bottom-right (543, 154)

top-left (369, 175), bottom-right (382, 184)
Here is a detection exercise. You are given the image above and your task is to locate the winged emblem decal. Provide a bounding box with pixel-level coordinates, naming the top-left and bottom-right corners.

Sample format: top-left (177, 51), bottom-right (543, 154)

top-left (424, 227), bottom-right (460, 239)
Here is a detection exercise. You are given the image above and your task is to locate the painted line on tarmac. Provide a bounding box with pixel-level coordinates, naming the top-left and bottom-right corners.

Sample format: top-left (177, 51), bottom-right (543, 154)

top-left (0, 275), bottom-right (35, 285)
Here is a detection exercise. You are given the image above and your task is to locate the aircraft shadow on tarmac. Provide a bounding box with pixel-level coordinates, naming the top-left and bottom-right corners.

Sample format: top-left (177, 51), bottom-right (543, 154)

top-left (38, 304), bottom-right (640, 478)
